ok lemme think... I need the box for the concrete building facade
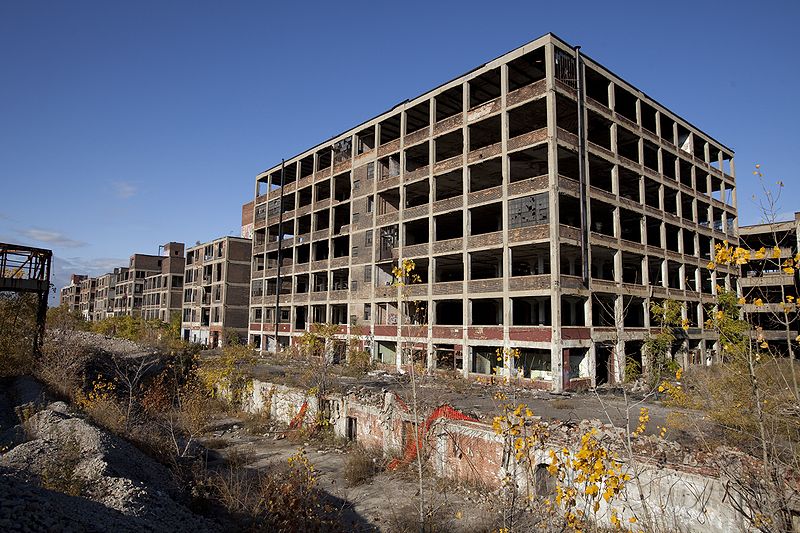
[92,272,116,322]
[78,277,97,321]
[141,242,185,322]
[738,213,800,354]
[182,236,252,347]
[247,33,739,391]
[59,274,87,313]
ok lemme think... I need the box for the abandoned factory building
[247,33,738,391]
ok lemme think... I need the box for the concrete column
[461,80,470,378]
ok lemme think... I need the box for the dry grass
[343,446,381,487]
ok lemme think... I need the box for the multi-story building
[78,277,97,321]
[142,242,185,322]
[92,272,116,321]
[738,213,800,354]
[59,274,87,312]
[182,236,251,347]
[111,267,131,316]
[242,201,254,240]
[247,33,738,391]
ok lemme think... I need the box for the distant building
[141,242,185,322]
[738,213,800,354]
[78,277,97,321]
[241,201,254,239]
[59,274,87,312]
[93,271,117,321]
[182,236,251,347]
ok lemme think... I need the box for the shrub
[344,446,379,487]
[39,436,87,497]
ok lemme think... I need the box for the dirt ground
[200,416,506,532]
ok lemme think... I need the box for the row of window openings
[182,307,222,326]
[251,249,723,295]
[249,296,711,329]
[186,242,226,265]
[185,265,225,284]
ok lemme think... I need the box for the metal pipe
[273,159,285,350]
[575,46,590,287]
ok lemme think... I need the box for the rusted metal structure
[0,243,52,353]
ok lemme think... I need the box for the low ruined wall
[242,379,748,532]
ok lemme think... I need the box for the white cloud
[18,228,86,248]
[113,181,137,199]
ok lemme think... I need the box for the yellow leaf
[754,298,763,307]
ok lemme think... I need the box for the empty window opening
[507,48,546,91]
[561,296,586,326]
[681,194,694,223]
[257,178,269,197]
[640,102,657,134]
[677,125,691,154]
[666,260,682,289]
[680,159,694,189]
[406,101,430,135]
[647,256,663,287]
[508,98,547,137]
[642,140,658,172]
[662,152,677,180]
[298,186,313,208]
[316,148,332,172]
[470,203,502,235]
[618,167,640,202]
[333,137,352,165]
[660,115,675,145]
[312,272,328,292]
[592,293,616,327]
[665,224,680,253]
[331,269,349,291]
[297,214,312,236]
[299,155,314,179]
[512,297,551,326]
[379,154,401,180]
[434,169,463,200]
[405,218,429,246]
[589,155,613,193]
[614,86,637,123]
[283,162,298,186]
[376,340,397,365]
[617,128,640,163]
[469,68,501,108]
[435,130,463,162]
[644,178,661,209]
[375,262,394,287]
[470,249,503,280]
[472,298,502,325]
[589,200,614,236]
[332,235,349,258]
[692,135,706,160]
[509,146,548,183]
[511,244,550,276]
[434,344,462,371]
[622,297,645,327]
[619,209,642,243]
[405,142,429,173]
[435,212,463,241]
[405,179,430,208]
[295,244,310,264]
[558,147,579,181]
[377,187,400,216]
[379,115,401,145]
[295,274,309,294]
[435,86,462,122]
[591,246,615,281]
[356,126,375,154]
[435,254,464,282]
[663,187,678,215]
[312,304,326,323]
[469,115,502,151]
[435,300,463,325]
[312,240,329,261]
[333,172,351,202]
[559,194,581,228]
[315,179,331,202]
[314,209,330,231]
[560,244,581,276]
[469,157,502,192]
[472,345,502,375]
[621,252,643,284]
[378,225,399,260]
[556,93,578,135]
[585,67,609,106]
[333,204,350,233]
[646,217,661,247]
[331,304,348,325]
[587,111,612,150]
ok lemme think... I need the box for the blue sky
[1,1,798,302]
